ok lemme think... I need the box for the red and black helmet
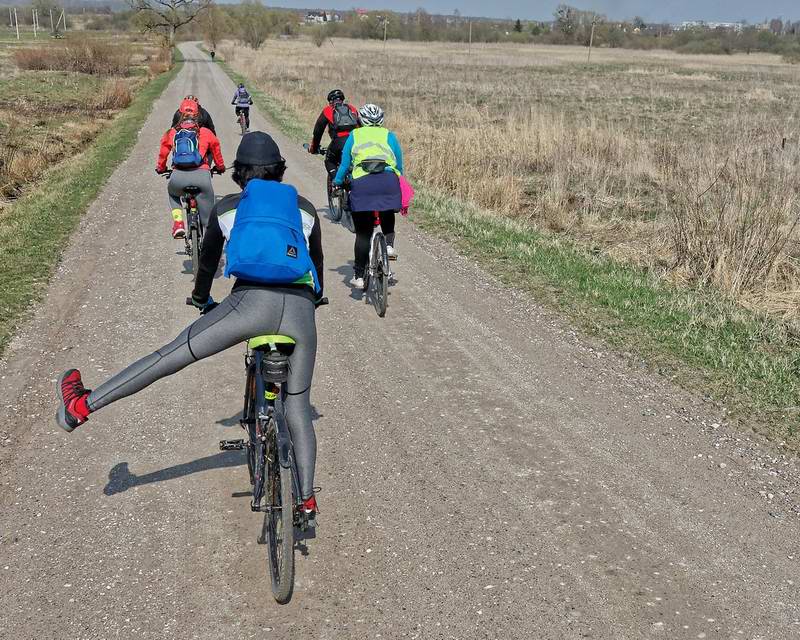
[327,89,345,104]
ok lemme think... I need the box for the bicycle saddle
[248,334,296,356]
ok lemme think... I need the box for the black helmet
[327,89,345,103]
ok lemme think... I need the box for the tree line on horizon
[3,0,800,61]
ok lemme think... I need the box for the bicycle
[163,168,223,281]
[207,297,328,603]
[303,144,345,222]
[362,211,391,318]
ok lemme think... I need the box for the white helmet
[359,103,384,127]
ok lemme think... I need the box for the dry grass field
[0,32,165,204]
[223,39,800,321]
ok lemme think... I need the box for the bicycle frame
[247,349,302,514]
[183,194,202,249]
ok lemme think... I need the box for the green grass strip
[216,52,799,444]
[412,189,800,443]
[0,52,183,356]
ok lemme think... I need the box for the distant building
[674,20,746,32]
[304,11,342,24]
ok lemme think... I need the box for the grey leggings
[87,288,318,498]
[167,168,215,227]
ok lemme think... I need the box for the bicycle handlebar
[186,295,329,312]
[303,143,327,155]
[161,167,224,179]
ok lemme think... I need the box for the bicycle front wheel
[370,232,389,318]
[266,426,295,604]
[327,179,343,222]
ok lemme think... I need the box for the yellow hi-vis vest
[350,126,398,180]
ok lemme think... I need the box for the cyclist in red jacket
[156,100,225,239]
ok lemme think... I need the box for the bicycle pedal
[219,439,245,451]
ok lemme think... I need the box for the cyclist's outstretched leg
[56,289,315,427]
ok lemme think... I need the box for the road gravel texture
[0,44,798,640]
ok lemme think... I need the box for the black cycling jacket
[192,191,324,304]
[171,106,216,134]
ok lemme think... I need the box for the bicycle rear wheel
[265,425,295,603]
[370,232,389,317]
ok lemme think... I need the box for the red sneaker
[299,495,318,515]
[56,369,91,433]
[172,220,186,239]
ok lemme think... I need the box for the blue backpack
[172,128,202,169]
[225,180,320,293]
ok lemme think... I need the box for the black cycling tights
[352,210,395,277]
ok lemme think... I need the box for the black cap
[235,132,284,165]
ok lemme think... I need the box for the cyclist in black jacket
[307,89,360,177]
[170,95,216,134]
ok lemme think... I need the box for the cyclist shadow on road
[316,206,339,224]
[333,263,365,302]
[180,255,226,279]
[103,453,243,496]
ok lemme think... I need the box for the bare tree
[128,0,212,46]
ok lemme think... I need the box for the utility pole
[50,9,54,35]
[32,9,37,37]
[8,7,12,29]
[468,19,472,54]
[14,8,19,40]
[383,19,388,51]
[587,19,596,62]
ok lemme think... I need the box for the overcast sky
[266,1,799,22]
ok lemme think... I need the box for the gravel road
[0,43,798,640]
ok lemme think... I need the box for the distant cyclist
[57,132,325,517]
[334,103,403,288]
[156,99,225,239]
[231,83,254,131]
[307,89,360,179]
[210,50,216,61]
[170,94,216,134]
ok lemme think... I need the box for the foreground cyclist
[307,89,360,178]
[156,100,225,239]
[231,82,254,131]
[57,132,324,516]
[170,94,216,134]
[334,104,404,288]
